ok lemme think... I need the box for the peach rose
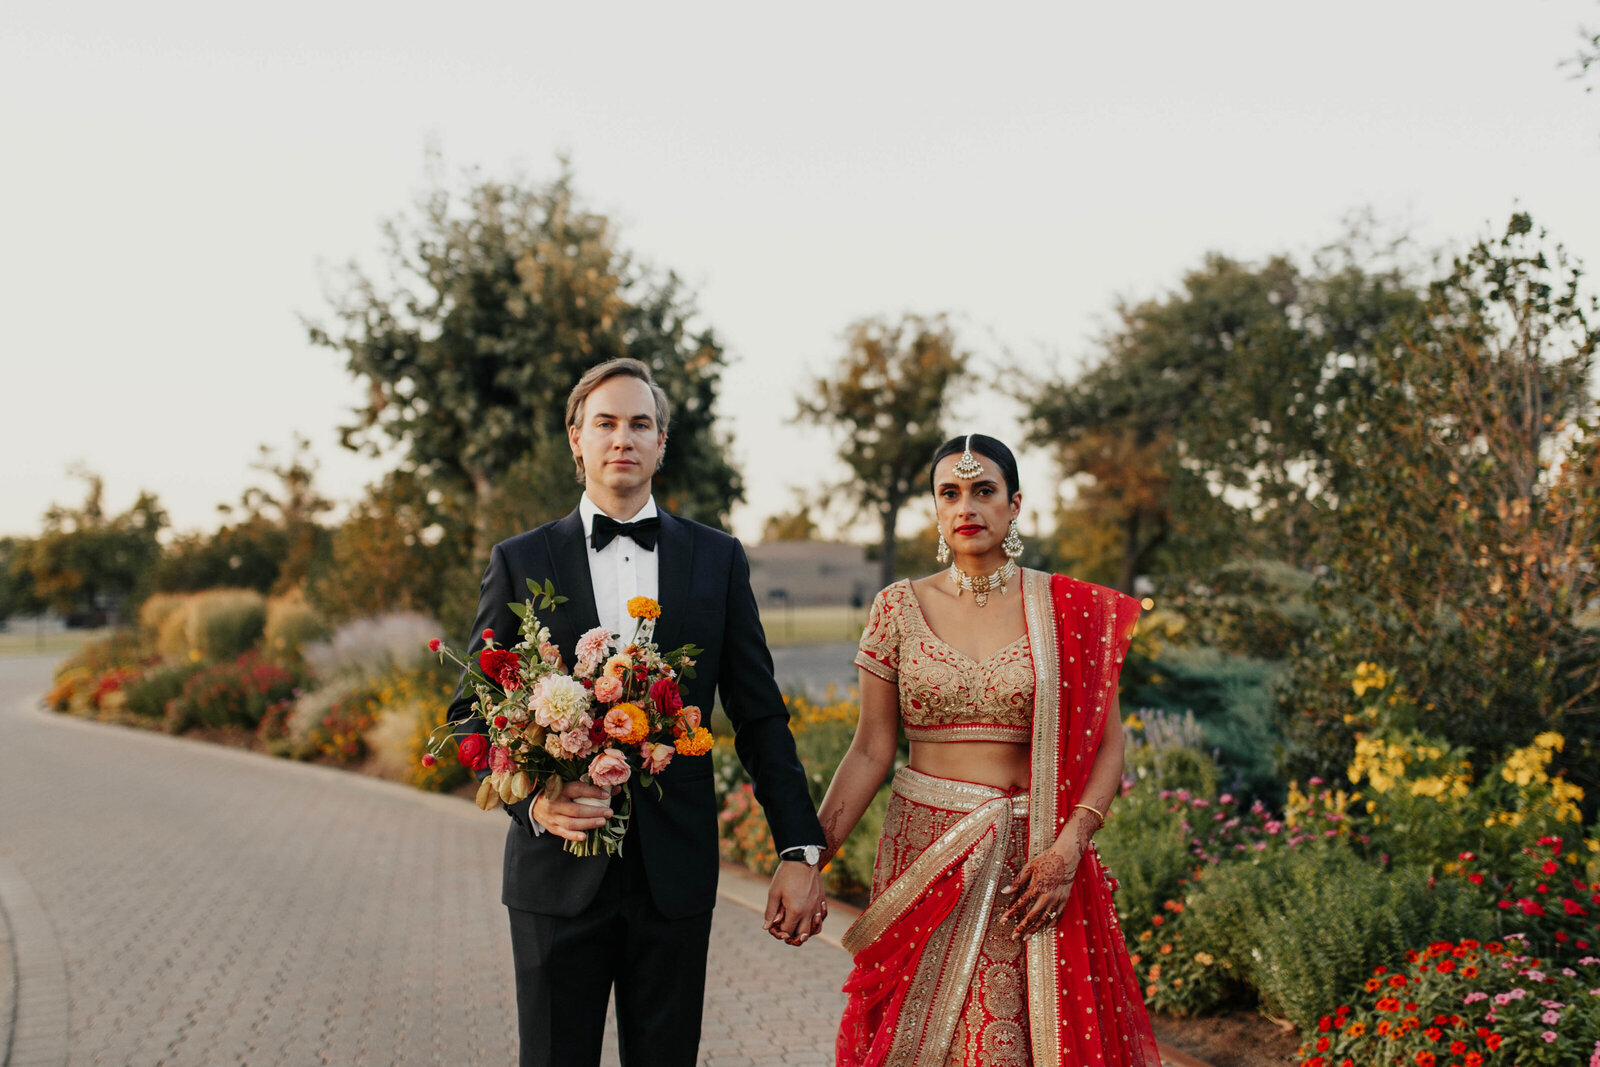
[673,704,703,738]
[641,742,674,775]
[589,748,632,788]
[603,654,633,679]
[592,675,624,704]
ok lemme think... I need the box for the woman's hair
[929,434,1020,498]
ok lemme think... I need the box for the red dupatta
[1025,573,1158,1065]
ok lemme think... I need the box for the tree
[796,314,969,588]
[308,161,742,567]
[19,469,166,624]
[1283,214,1600,787]
[1021,247,1418,594]
[306,470,476,637]
[151,437,333,595]
[0,537,45,622]
[762,503,820,542]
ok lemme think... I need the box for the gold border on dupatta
[1021,568,1064,1064]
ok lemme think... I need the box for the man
[446,358,828,1067]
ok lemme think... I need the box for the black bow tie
[590,514,660,552]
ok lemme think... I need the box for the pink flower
[558,730,594,758]
[589,748,631,788]
[539,642,562,668]
[592,675,624,704]
[1542,1009,1561,1024]
[604,706,641,741]
[576,626,611,663]
[641,742,674,775]
[1542,1031,1557,1043]
[489,745,516,775]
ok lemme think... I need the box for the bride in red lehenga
[816,434,1159,1067]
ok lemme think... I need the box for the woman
[820,434,1159,1067]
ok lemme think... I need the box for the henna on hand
[1003,850,1075,932]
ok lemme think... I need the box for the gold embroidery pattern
[846,770,1037,1066]
[1022,569,1063,1064]
[855,580,1036,743]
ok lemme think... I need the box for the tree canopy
[309,162,741,564]
[796,314,969,588]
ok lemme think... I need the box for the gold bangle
[1072,802,1106,828]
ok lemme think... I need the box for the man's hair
[565,358,672,482]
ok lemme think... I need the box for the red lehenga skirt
[836,768,1159,1067]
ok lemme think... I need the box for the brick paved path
[0,655,848,1067]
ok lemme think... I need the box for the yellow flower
[627,596,661,620]
[1534,731,1565,752]
[1124,713,1145,731]
[674,726,714,757]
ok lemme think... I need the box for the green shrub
[137,593,189,642]
[187,589,266,660]
[1122,646,1284,803]
[262,591,329,663]
[165,652,297,732]
[1179,846,1493,1029]
[155,598,195,660]
[122,663,204,719]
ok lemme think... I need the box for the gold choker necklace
[948,560,1017,607]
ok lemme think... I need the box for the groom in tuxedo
[447,358,828,1067]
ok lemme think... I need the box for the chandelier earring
[936,530,951,564]
[1002,519,1024,560]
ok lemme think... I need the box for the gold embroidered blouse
[854,578,1034,744]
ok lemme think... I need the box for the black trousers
[507,840,714,1067]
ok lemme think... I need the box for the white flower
[531,674,593,732]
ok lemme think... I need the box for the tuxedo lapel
[544,509,602,657]
[654,511,694,654]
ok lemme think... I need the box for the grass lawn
[758,604,867,647]
[0,625,113,658]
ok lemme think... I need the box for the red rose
[493,715,508,729]
[457,733,490,771]
[650,676,683,716]
[428,638,442,652]
[479,649,523,690]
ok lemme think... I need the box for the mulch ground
[1152,1011,1303,1066]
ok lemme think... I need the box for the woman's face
[932,451,1021,561]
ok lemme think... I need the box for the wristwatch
[780,845,823,867]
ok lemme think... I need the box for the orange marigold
[674,726,714,756]
[604,702,650,746]
[627,596,661,620]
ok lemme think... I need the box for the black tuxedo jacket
[446,507,824,920]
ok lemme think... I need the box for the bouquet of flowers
[424,580,711,856]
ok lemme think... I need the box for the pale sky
[3,2,1597,546]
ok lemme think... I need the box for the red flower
[482,628,495,641]
[1542,860,1559,875]
[1388,974,1408,988]
[649,676,683,716]
[1562,898,1587,916]
[1519,898,1547,917]
[493,715,508,729]
[1435,959,1455,974]
[1423,1026,1442,1041]
[1467,872,1484,885]
[1318,1017,1332,1032]
[1413,1053,1434,1067]
[457,733,489,770]
[428,638,442,652]
[1484,1034,1502,1051]
[421,753,437,767]
[1316,1035,1330,1051]
[1449,1041,1466,1055]
[478,649,523,690]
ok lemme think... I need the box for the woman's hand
[1000,814,1096,938]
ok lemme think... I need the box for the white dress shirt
[579,493,660,640]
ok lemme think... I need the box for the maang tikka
[952,434,985,480]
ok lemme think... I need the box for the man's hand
[764,861,826,946]
[530,779,615,842]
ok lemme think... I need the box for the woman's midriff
[908,740,1031,792]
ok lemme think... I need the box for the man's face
[568,375,665,496]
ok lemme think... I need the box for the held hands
[530,779,618,842]
[1000,813,1097,939]
[764,861,827,947]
